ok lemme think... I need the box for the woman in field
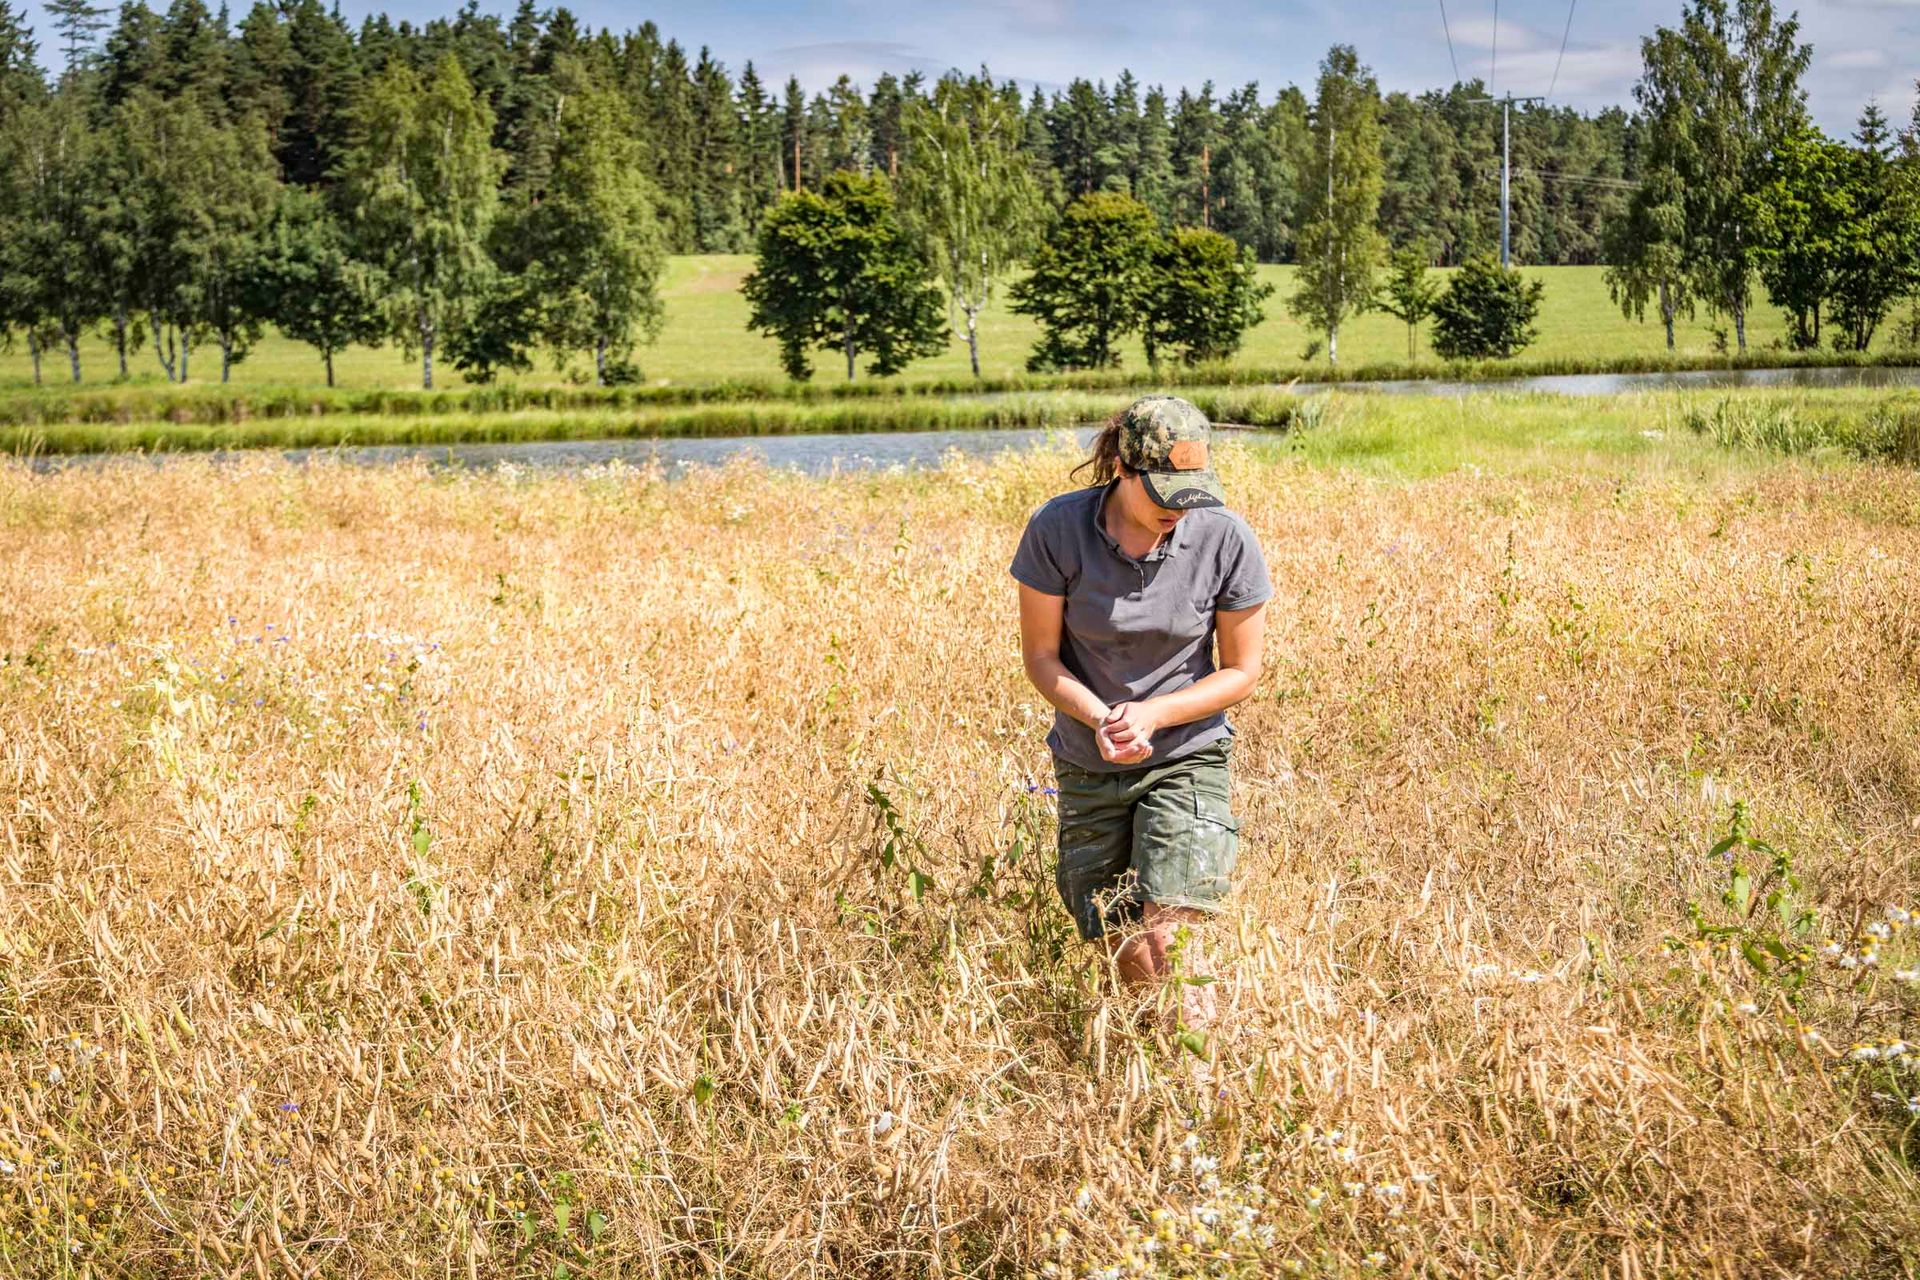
[1011,394,1270,1035]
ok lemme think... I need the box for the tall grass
[2,346,1913,430]
[1683,393,1920,463]
[2,389,1322,456]
[1,433,1918,1275]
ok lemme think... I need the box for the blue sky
[22,0,1920,134]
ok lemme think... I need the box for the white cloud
[753,39,939,90]
[1827,48,1893,69]
[1446,15,1552,54]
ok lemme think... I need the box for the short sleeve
[1009,508,1068,596]
[1216,520,1273,611]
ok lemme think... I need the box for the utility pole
[1200,144,1211,229]
[1465,93,1542,267]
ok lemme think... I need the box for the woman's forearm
[1142,666,1257,730]
[1023,653,1111,728]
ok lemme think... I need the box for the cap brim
[1141,468,1226,510]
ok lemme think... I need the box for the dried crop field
[2,397,1920,1278]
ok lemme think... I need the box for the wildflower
[1511,969,1546,984]
[1909,1096,1920,1115]
[1822,942,1844,957]
[1883,1041,1909,1058]
[1735,1001,1759,1016]
[1332,1144,1358,1163]
[1839,953,1860,970]
[0,1159,14,1176]
[1343,1181,1366,1198]
[1887,906,1912,927]
[1074,1184,1093,1212]
[1865,921,1892,941]
[1365,1252,1388,1268]
[1896,969,1920,984]
[1849,1043,1880,1062]
[1191,1155,1219,1176]
[46,1067,62,1086]
[871,1110,895,1137]
[1304,1186,1326,1210]
[1196,1206,1221,1228]
[1373,1182,1404,1200]
[1409,1171,1435,1186]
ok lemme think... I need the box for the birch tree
[520,68,667,384]
[1634,0,1810,353]
[1288,45,1383,365]
[343,54,501,389]
[897,71,1039,379]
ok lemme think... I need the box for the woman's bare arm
[1017,583,1112,729]
[1102,603,1266,749]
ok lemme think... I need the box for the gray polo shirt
[1010,481,1272,772]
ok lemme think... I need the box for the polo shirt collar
[1093,479,1188,561]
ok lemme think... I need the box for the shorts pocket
[1133,777,1238,913]
[1185,788,1239,904]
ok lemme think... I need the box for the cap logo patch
[1168,440,1208,471]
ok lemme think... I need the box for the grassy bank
[4,344,1917,431]
[2,418,1917,1275]
[5,257,1917,399]
[3,388,1311,454]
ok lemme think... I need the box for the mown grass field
[7,258,1905,396]
[2,390,1918,1277]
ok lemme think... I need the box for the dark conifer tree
[735,60,781,228]
[230,1,292,146]
[1169,83,1220,229]
[779,73,806,191]
[690,46,745,250]
[101,1,168,106]
[279,0,357,185]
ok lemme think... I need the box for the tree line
[0,0,1916,388]
[1606,0,1920,354]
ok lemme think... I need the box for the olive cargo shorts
[1051,740,1239,941]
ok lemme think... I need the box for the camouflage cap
[1116,394,1226,511]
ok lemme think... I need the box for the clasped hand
[1096,700,1158,765]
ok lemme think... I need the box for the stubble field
[2,393,1919,1278]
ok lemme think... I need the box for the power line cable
[1437,0,1462,85]
[1546,0,1579,100]
[1513,166,1638,189]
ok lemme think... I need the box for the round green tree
[1009,192,1159,372]
[1141,227,1273,367]
[743,170,947,381]
[1430,255,1546,360]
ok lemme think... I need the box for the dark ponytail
[1072,410,1133,487]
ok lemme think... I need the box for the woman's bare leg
[1106,902,1217,1031]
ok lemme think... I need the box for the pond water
[274,426,1106,477]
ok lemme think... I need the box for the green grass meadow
[4,258,1886,395]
